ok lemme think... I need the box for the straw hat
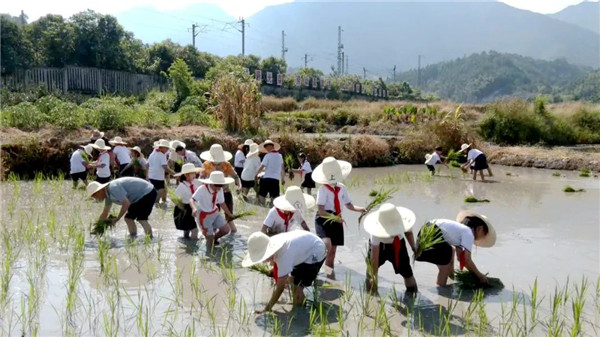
[91,129,104,139]
[246,143,260,158]
[153,139,173,150]
[242,232,286,267]
[200,144,233,163]
[273,186,316,212]
[131,146,144,157]
[312,157,352,185]
[364,203,416,238]
[425,153,432,162]
[79,144,93,155]
[238,139,254,150]
[91,139,111,151]
[86,181,109,198]
[199,171,235,185]
[259,139,281,153]
[174,163,203,177]
[108,136,127,146]
[170,140,186,150]
[456,210,496,247]
[457,143,472,153]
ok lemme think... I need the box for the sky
[3,0,599,21]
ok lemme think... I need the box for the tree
[178,46,219,78]
[168,58,194,110]
[260,56,287,76]
[147,40,182,76]
[26,14,74,67]
[0,15,34,74]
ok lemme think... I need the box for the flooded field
[0,165,598,336]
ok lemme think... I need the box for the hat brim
[241,236,285,267]
[108,140,127,146]
[87,182,109,198]
[456,210,496,247]
[259,142,281,153]
[246,149,260,158]
[363,206,416,238]
[170,140,186,149]
[173,167,203,177]
[311,160,352,184]
[91,144,111,151]
[457,143,472,153]
[92,131,105,139]
[199,176,235,185]
[273,193,316,212]
[200,151,233,163]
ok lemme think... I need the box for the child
[459,144,493,181]
[241,143,261,199]
[127,146,148,179]
[364,203,418,293]
[109,136,133,177]
[200,144,242,233]
[424,146,449,176]
[297,153,315,195]
[242,231,326,313]
[415,210,496,286]
[312,157,367,272]
[148,139,175,205]
[190,171,235,247]
[91,139,112,184]
[255,140,285,206]
[173,163,203,240]
[235,139,254,177]
[261,186,314,235]
[70,144,93,188]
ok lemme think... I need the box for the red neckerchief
[459,248,466,270]
[275,208,292,232]
[273,262,279,283]
[269,150,279,153]
[393,236,402,269]
[198,184,218,232]
[206,184,217,208]
[188,181,195,194]
[323,184,341,215]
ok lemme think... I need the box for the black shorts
[301,172,316,189]
[315,212,344,246]
[368,238,413,278]
[235,167,243,178]
[472,154,489,171]
[71,171,87,182]
[291,259,326,287]
[119,164,133,177]
[149,179,165,190]
[173,162,182,174]
[96,176,111,184]
[258,178,280,199]
[224,191,234,213]
[415,225,453,265]
[125,189,157,221]
[426,164,435,173]
[241,178,255,188]
[174,203,197,231]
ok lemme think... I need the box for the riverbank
[1,126,599,179]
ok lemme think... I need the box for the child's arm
[405,230,417,253]
[256,275,288,314]
[189,198,198,217]
[219,202,234,220]
[300,221,310,231]
[345,202,366,213]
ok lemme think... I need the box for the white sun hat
[170,140,186,150]
[153,139,174,150]
[80,144,94,156]
[363,203,416,239]
[259,139,281,153]
[242,232,286,267]
[91,129,104,139]
[246,143,260,158]
[86,181,109,198]
[311,156,352,185]
[200,144,233,163]
[457,143,472,153]
[238,139,254,150]
[199,171,235,185]
[91,139,111,151]
[273,186,316,212]
[425,153,432,162]
[456,210,496,247]
[173,163,203,177]
[108,136,127,146]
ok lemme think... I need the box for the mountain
[562,69,600,102]
[396,51,592,102]
[549,1,600,34]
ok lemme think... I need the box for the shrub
[81,98,132,131]
[36,95,65,115]
[0,102,46,130]
[48,102,84,130]
[144,90,175,112]
[134,105,171,128]
[179,95,207,111]
[178,105,218,127]
[479,99,541,145]
[210,73,261,133]
[261,96,299,112]
[570,108,600,143]
[329,109,358,127]
[169,58,195,110]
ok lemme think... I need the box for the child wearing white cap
[70,144,93,188]
[261,186,314,235]
[173,163,203,240]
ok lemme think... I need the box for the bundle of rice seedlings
[414,222,445,262]
[464,196,490,203]
[168,189,185,209]
[454,270,504,290]
[91,215,117,236]
[249,262,273,277]
[284,154,295,179]
[230,210,256,221]
[579,168,591,177]
[358,187,398,224]
[563,186,585,193]
[321,213,343,225]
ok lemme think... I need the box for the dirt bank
[486,145,600,172]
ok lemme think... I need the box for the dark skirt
[315,211,344,246]
[235,166,244,178]
[119,163,134,177]
[472,154,489,171]
[241,178,255,188]
[415,225,453,266]
[301,172,316,188]
[174,203,197,231]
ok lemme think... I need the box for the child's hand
[192,209,198,217]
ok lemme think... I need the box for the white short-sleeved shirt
[191,184,225,212]
[148,150,168,181]
[425,152,441,165]
[112,145,131,165]
[263,207,305,234]
[370,235,406,246]
[234,150,246,168]
[135,157,148,169]
[241,156,261,181]
[316,183,352,213]
[261,152,284,180]
[301,160,312,173]
[467,149,483,162]
[70,149,87,174]
[96,152,111,178]
[174,179,202,205]
[433,219,475,252]
[273,231,327,278]
[184,150,202,167]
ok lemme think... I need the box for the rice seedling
[454,270,504,290]
[547,285,567,337]
[230,210,256,221]
[168,189,185,210]
[414,222,445,262]
[570,277,587,337]
[91,214,118,236]
[464,196,490,203]
[357,187,398,224]
[563,186,585,192]
[579,167,591,177]
[321,213,343,226]
[249,262,272,277]
[284,154,295,180]
[552,172,561,177]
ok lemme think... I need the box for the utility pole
[346,54,349,74]
[393,65,396,82]
[337,26,344,76]
[305,54,308,67]
[341,52,345,75]
[363,67,367,80]
[417,54,422,87]
[240,18,246,55]
[190,24,199,49]
[281,30,288,61]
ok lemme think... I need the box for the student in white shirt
[173,163,203,240]
[297,153,315,195]
[70,144,93,188]
[91,139,112,184]
[109,137,133,177]
[235,139,254,177]
[262,186,314,235]
[459,143,493,181]
[242,231,327,313]
[190,171,235,247]
[122,146,148,179]
[424,146,449,176]
[415,210,496,286]
[148,139,176,204]
[364,203,418,293]
[241,143,262,199]
[255,140,285,206]
[312,157,366,272]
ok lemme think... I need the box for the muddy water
[0,165,598,336]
